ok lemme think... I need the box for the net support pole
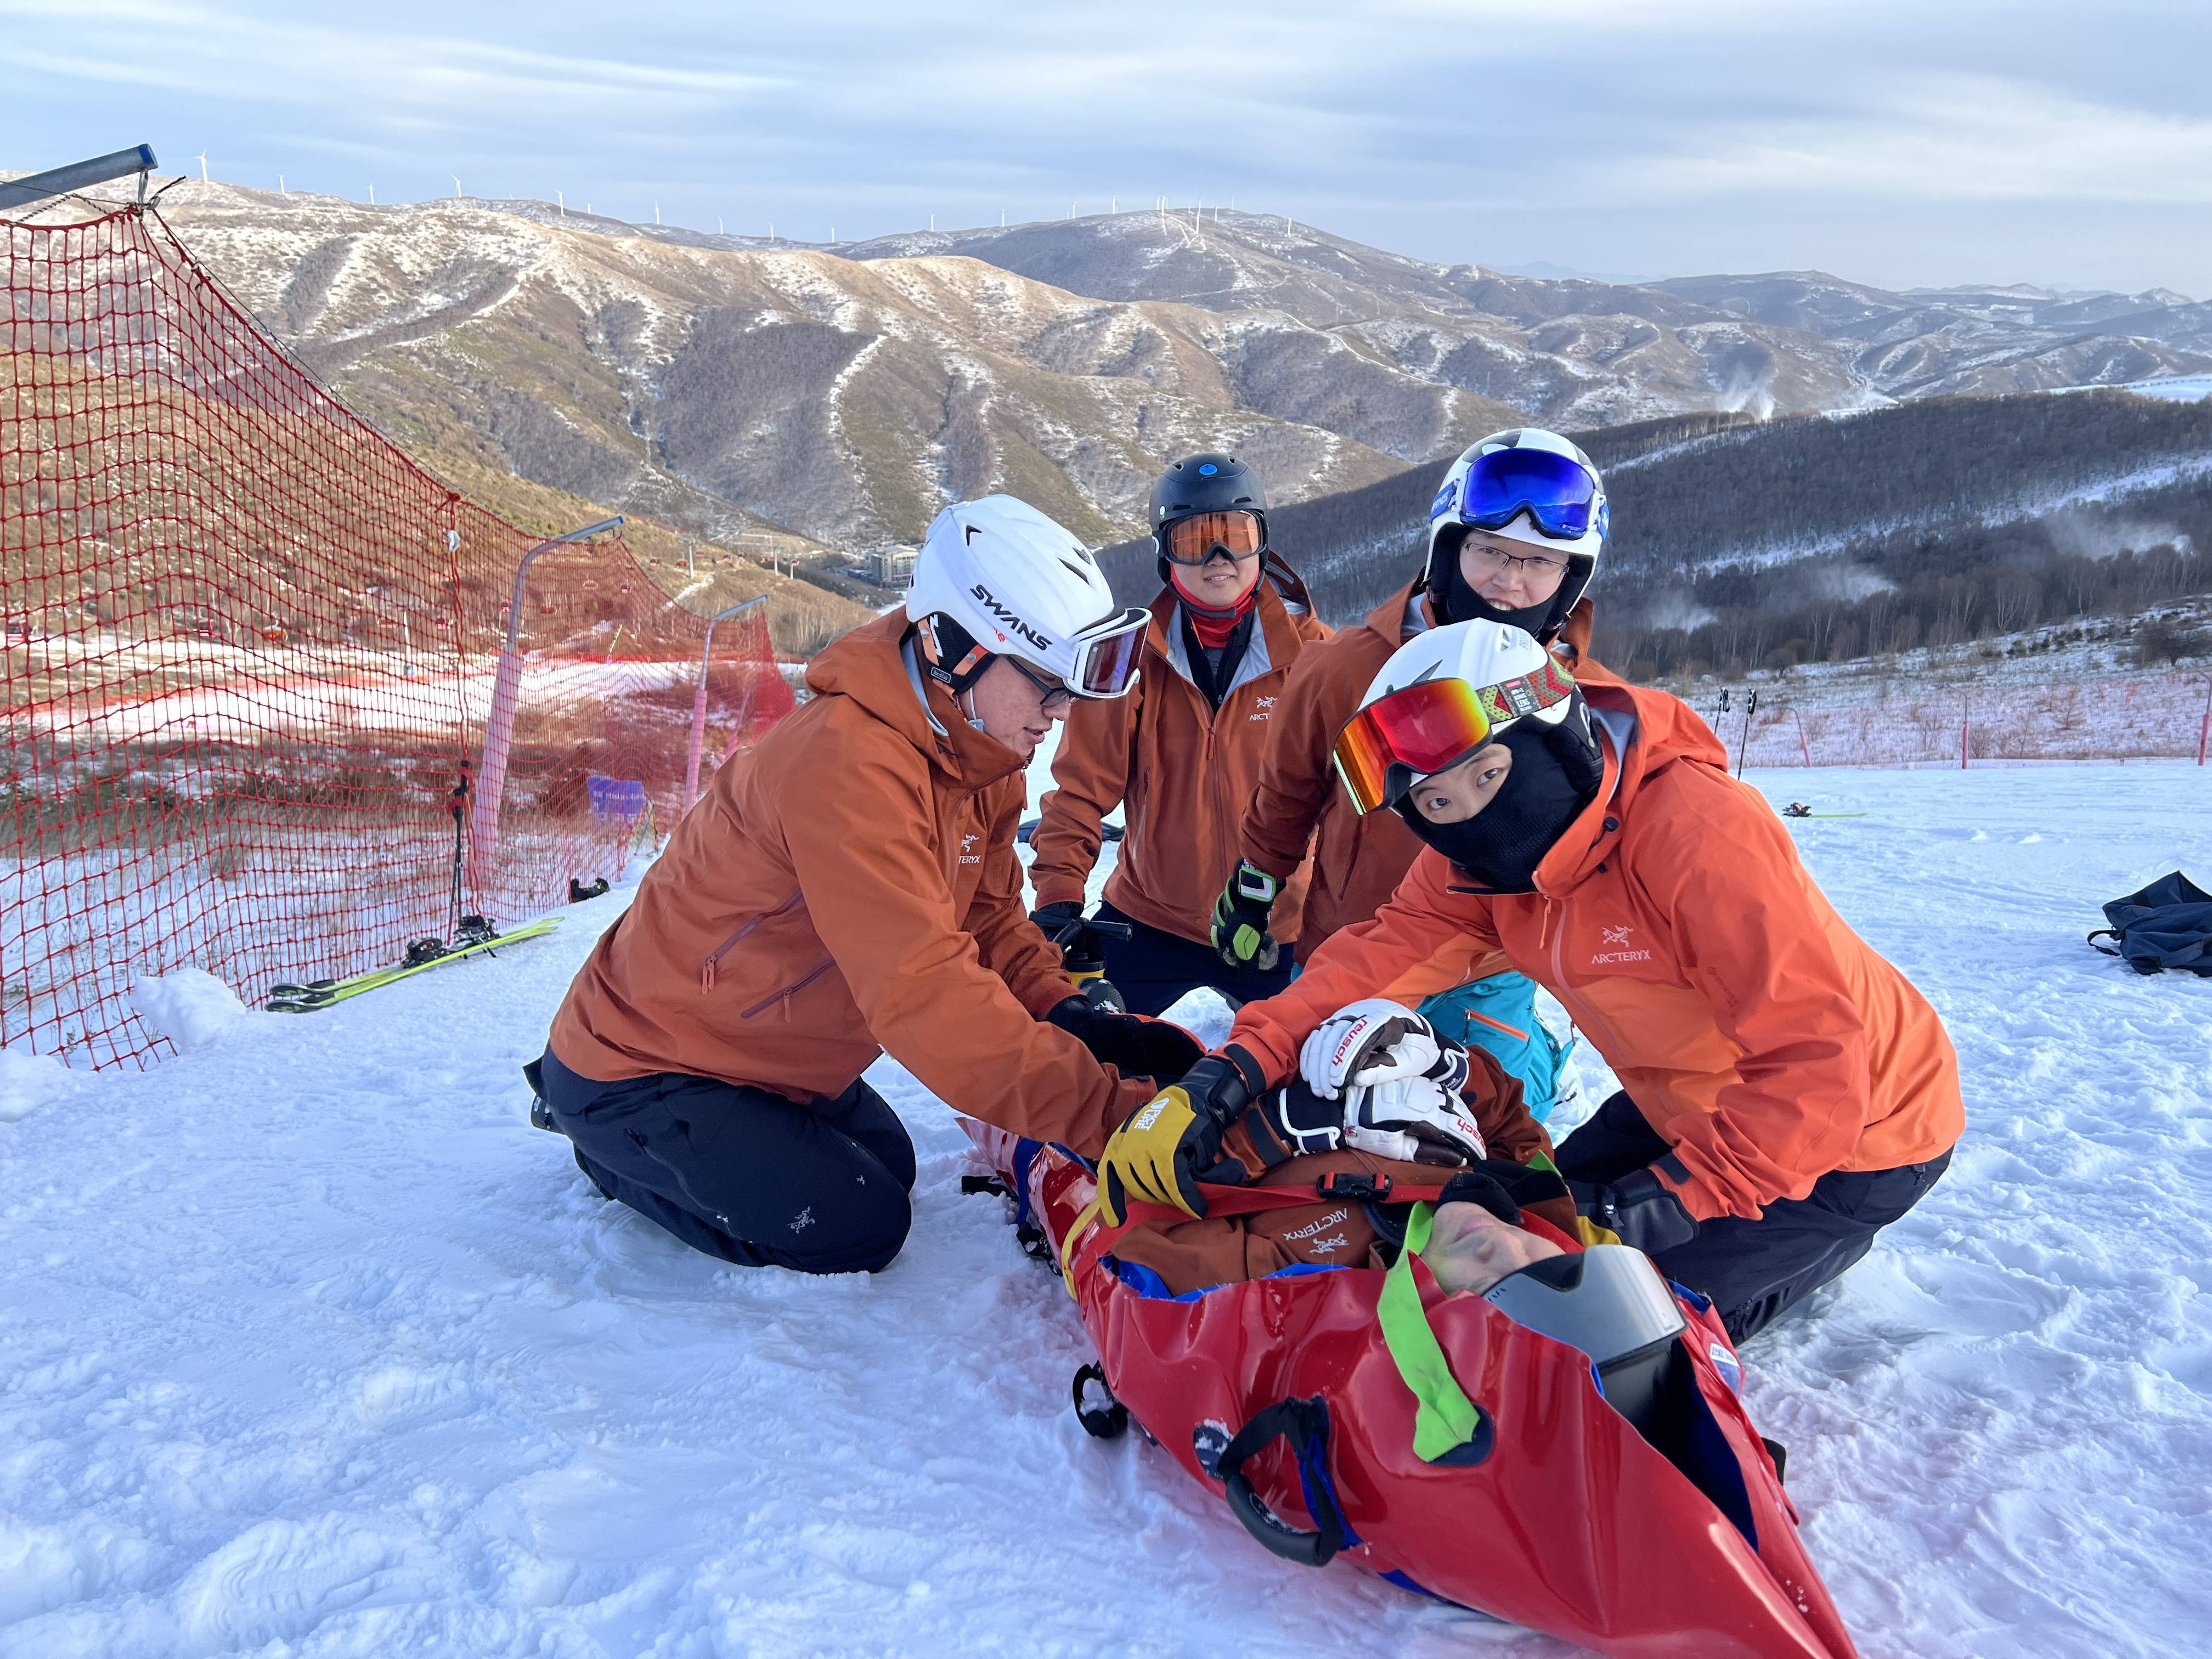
[684,596,769,812]
[470,517,624,866]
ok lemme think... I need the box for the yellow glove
[1094,1048,1266,1227]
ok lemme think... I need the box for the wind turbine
[194,152,208,183]
[453,176,462,199]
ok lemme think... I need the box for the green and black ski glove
[1211,859,1283,972]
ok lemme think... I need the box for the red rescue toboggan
[962,1120,1859,1659]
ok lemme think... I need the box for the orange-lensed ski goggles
[1163,510,1263,564]
[1331,659,1577,814]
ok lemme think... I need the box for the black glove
[1046,996,1204,1084]
[1567,1167,1699,1254]
[1210,860,1283,972]
[1030,900,1088,948]
[1436,1158,1572,1225]
[1237,1076,1348,1166]
[1095,1046,1268,1225]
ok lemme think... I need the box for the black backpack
[2089,872,2212,977]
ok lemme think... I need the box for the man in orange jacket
[1218,430,1615,1119]
[534,496,1197,1274]
[1028,454,1329,1015]
[1098,620,1962,1341]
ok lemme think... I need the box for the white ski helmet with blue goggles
[907,494,1149,703]
[1424,429,1607,642]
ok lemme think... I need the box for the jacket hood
[803,611,1028,792]
[1531,681,1730,895]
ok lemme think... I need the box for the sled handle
[1216,1396,1348,1568]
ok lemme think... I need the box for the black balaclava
[1396,701,1605,894]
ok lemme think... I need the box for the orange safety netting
[2,205,792,1068]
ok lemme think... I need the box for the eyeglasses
[1163,511,1263,565]
[1331,660,1577,815]
[1005,655,1076,711]
[1463,539,1570,579]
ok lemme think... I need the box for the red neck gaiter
[1172,571,1260,648]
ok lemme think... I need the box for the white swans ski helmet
[1425,428,1607,641]
[1333,620,1582,814]
[906,494,1149,700]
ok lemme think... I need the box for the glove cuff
[1232,859,1282,905]
[1219,1042,1269,1103]
[1044,994,1093,1034]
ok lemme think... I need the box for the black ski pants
[1555,1090,1951,1345]
[1093,901,1298,1017]
[535,1048,916,1274]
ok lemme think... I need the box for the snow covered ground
[3,762,2210,1657]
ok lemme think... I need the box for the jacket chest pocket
[700,890,835,1018]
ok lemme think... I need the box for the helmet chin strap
[955,684,989,736]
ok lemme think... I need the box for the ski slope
[3,764,2209,1658]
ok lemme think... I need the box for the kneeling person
[1101,620,1963,1340]
[534,496,1198,1276]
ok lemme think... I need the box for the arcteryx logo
[1592,923,1652,966]
[969,583,1052,652]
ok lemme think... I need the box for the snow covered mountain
[128,188,2210,556]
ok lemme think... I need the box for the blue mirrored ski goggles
[1459,447,1602,541]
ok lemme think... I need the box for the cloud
[3,0,2207,290]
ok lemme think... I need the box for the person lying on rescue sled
[1104,997,1583,1296]
[1028,454,1328,1014]
[1097,620,1963,1342]
[532,496,1201,1275]
[1218,429,1617,1120]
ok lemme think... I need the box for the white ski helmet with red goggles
[1334,620,1583,815]
[906,494,1149,700]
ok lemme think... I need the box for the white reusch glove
[1341,1074,1488,1167]
[1299,999,1470,1101]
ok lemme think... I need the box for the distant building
[861,545,918,588]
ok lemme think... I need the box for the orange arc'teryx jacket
[1028,567,1330,945]
[1227,680,1963,1223]
[549,611,1161,1158]
[1241,578,1613,954]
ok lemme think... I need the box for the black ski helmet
[1150,453,1268,586]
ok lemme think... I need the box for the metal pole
[470,516,624,866]
[684,597,769,811]
[1735,690,1757,779]
[2198,673,2211,766]
[0,145,157,211]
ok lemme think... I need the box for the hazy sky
[6,0,2207,295]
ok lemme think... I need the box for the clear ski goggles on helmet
[1459,447,1602,542]
[1058,607,1150,699]
[1332,659,1577,814]
[1162,510,1263,565]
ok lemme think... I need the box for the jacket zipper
[699,889,804,992]
[737,958,834,1019]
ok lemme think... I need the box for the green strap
[1374,1203,1485,1462]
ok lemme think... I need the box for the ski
[264,916,564,1013]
